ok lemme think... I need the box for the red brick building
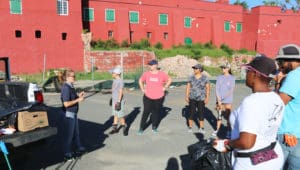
[0,0,83,73]
[1,0,300,73]
[83,0,300,57]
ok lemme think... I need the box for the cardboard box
[18,111,49,132]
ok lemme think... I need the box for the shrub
[154,42,163,49]
[104,39,119,49]
[237,48,248,54]
[140,39,151,48]
[130,42,142,49]
[204,41,215,49]
[121,39,130,48]
[191,49,202,59]
[220,43,234,56]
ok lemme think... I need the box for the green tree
[263,0,280,6]
[233,0,249,9]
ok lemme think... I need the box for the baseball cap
[275,44,300,60]
[220,62,231,68]
[243,54,277,78]
[109,67,122,74]
[192,64,203,70]
[148,59,158,65]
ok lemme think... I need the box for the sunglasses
[244,66,270,78]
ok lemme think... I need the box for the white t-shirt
[230,92,284,170]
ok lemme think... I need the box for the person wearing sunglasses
[61,69,86,161]
[275,44,300,170]
[212,62,235,138]
[214,55,285,169]
[185,63,210,134]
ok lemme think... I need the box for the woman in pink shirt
[138,59,172,134]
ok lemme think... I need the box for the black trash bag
[188,139,232,170]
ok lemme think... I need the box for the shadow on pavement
[142,106,172,131]
[7,106,111,170]
[165,157,179,170]
[181,105,216,130]
[125,107,141,135]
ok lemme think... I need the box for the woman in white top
[214,55,285,170]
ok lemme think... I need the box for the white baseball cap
[109,67,122,74]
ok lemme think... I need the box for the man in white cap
[109,66,128,136]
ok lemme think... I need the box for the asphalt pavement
[10,80,251,170]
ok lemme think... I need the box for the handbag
[235,142,277,165]
[250,149,278,165]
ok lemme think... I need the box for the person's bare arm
[185,83,191,103]
[139,78,145,93]
[163,77,172,91]
[279,92,292,105]
[229,132,257,150]
[63,92,85,108]
[204,83,210,104]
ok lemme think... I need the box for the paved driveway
[10,83,251,170]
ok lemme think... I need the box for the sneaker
[75,147,86,155]
[199,128,206,134]
[123,125,129,136]
[138,130,143,135]
[109,125,118,134]
[212,130,218,137]
[64,155,74,162]
[188,128,193,133]
[152,129,158,134]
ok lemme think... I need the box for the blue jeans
[278,134,300,170]
[63,114,83,156]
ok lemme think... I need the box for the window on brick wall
[163,32,168,40]
[35,30,41,38]
[147,32,152,39]
[129,11,139,24]
[83,8,94,21]
[15,30,22,38]
[108,30,113,38]
[184,17,192,28]
[105,9,115,22]
[236,22,242,32]
[57,0,68,16]
[62,32,67,40]
[10,0,22,14]
[159,13,168,25]
[224,21,230,32]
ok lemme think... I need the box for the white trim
[159,13,168,25]
[129,11,139,24]
[105,8,115,22]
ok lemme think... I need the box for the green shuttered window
[224,21,230,32]
[10,0,22,14]
[184,17,192,28]
[106,9,115,22]
[159,14,168,25]
[129,11,139,24]
[236,22,242,32]
[84,8,94,21]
